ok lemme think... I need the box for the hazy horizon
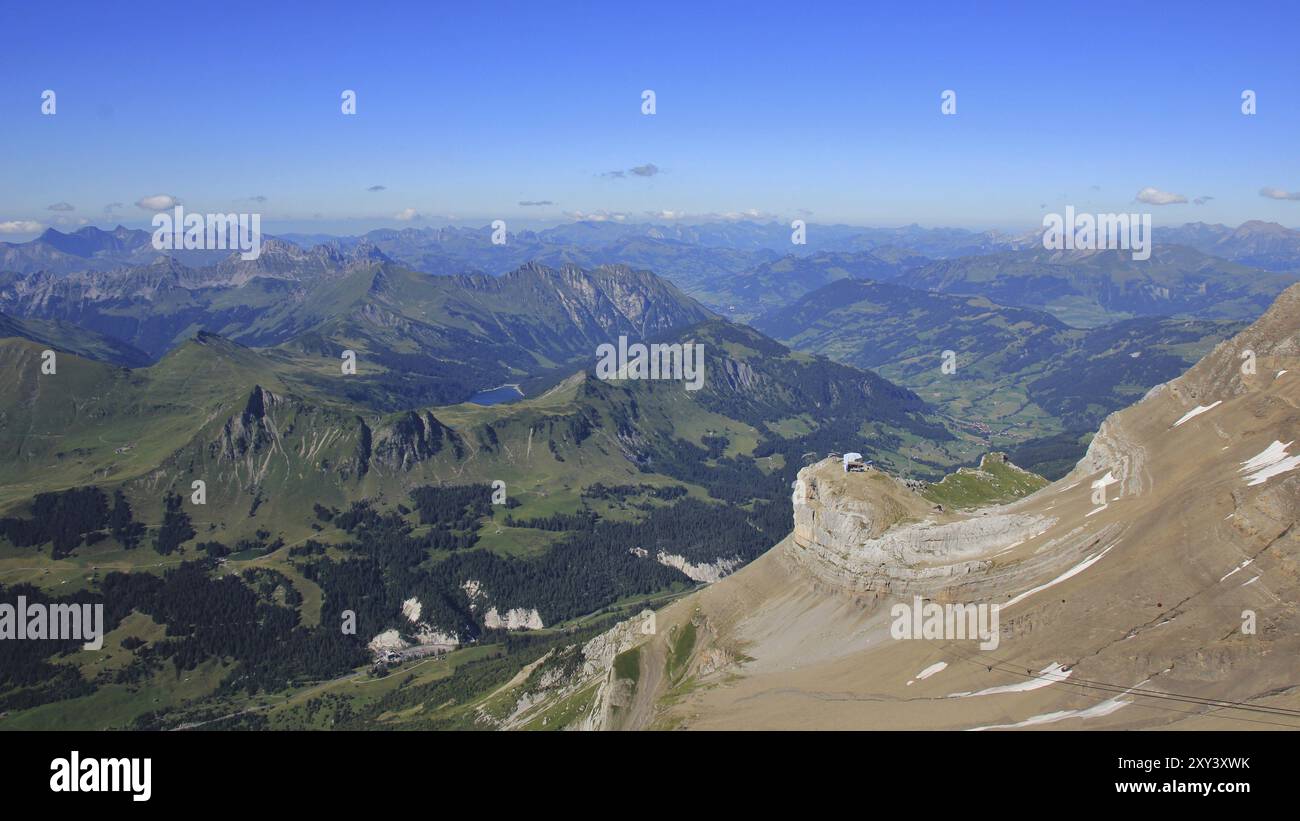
[3,0,1298,239]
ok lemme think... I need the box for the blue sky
[2,0,1299,238]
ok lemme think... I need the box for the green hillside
[922,452,1049,509]
[0,318,975,730]
[0,313,151,367]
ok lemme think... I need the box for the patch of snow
[1086,472,1118,511]
[1239,440,1300,486]
[1240,440,1292,472]
[1242,575,1261,587]
[1219,559,1253,583]
[1004,543,1117,609]
[1173,401,1222,428]
[913,661,947,683]
[969,692,1135,730]
[401,597,422,623]
[1091,471,1118,491]
[969,678,1151,730]
[949,662,1071,698]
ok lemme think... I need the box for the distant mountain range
[4,219,1293,455]
[0,225,236,274]
[0,250,714,408]
[0,311,151,367]
[7,220,1299,326]
[1157,220,1300,272]
[689,250,926,321]
[4,220,1291,455]
[902,243,1297,326]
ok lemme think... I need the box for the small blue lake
[467,384,525,406]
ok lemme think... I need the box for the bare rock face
[580,618,645,679]
[371,410,454,471]
[488,616,650,731]
[1073,415,1150,497]
[483,606,544,631]
[217,385,281,461]
[718,357,759,392]
[656,551,740,583]
[457,261,712,345]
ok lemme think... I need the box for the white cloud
[46,202,75,212]
[716,208,772,221]
[394,208,422,221]
[0,220,44,234]
[135,194,181,211]
[1135,187,1187,205]
[644,208,776,222]
[1259,186,1300,201]
[564,209,628,222]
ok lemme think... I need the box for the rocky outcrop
[371,410,454,471]
[217,385,281,461]
[656,552,741,583]
[531,614,649,731]
[787,460,1080,599]
[484,606,544,631]
[461,579,485,612]
[368,596,460,658]
[580,617,647,679]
